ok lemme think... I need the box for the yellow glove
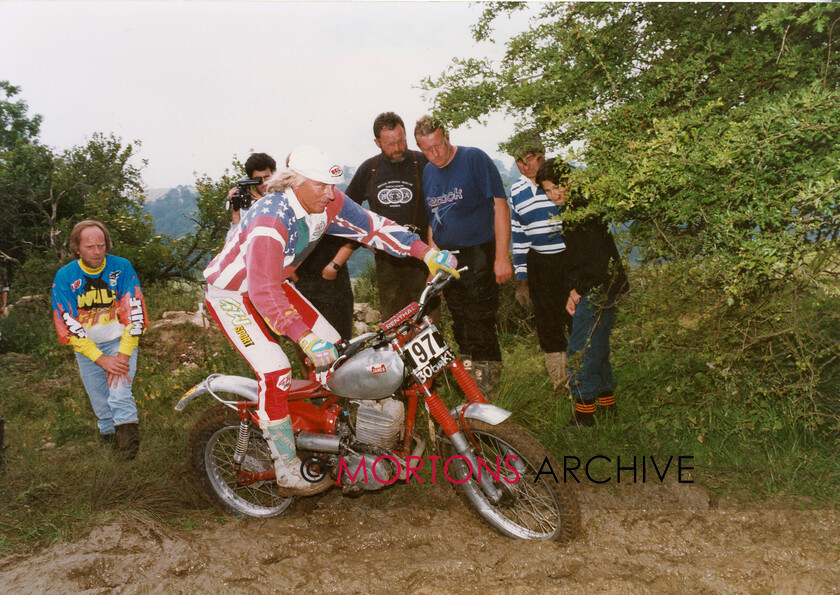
[423,249,460,279]
[298,332,339,368]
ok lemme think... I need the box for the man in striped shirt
[204,145,458,496]
[505,130,573,392]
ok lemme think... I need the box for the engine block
[355,397,404,450]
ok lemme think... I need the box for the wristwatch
[329,261,341,271]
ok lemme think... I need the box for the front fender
[175,374,259,411]
[450,403,512,426]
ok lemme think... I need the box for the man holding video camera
[227,152,277,232]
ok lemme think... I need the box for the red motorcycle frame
[179,271,580,541]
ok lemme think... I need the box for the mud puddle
[1,479,838,594]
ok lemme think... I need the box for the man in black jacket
[536,158,629,430]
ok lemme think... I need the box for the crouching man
[51,220,148,459]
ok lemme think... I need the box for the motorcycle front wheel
[188,403,295,518]
[444,420,581,542]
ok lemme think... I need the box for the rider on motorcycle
[203,145,459,496]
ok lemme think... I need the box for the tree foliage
[0,81,234,291]
[0,81,41,150]
[0,127,168,288]
[423,2,840,298]
[160,168,237,279]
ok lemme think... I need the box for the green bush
[141,279,205,320]
[0,298,55,355]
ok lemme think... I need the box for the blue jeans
[74,337,139,435]
[567,292,618,403]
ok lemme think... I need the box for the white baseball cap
[288,145,344,185]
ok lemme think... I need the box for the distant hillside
[144,186,199,237]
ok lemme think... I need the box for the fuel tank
[327,346,405,400]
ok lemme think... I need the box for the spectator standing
[226,152,277,235]
[536,158,629,430]
[51,220,148,457]
[291,234,354,340]
[346,112,438,321]
[414,116,512,400]
[505,130,573,392]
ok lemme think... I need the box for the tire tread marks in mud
[445,420,581,542]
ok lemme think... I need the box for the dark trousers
[527,249,573,353]
[441,241,501,362]
[294,268,354,340]
[375,253,437,321]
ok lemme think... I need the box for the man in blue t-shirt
[414,116,512,400]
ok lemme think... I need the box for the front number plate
[403,325,455,383]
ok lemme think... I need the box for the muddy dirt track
[1,478,838,594]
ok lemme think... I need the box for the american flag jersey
[204,187,427,341]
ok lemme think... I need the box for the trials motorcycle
[177,270,580,541]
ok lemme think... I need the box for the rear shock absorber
[233,418,251,469]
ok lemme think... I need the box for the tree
[0,81,41,151]
[0,131,172,289]
[0,82,235,288]
[159,168,237,279]
[423,2,840,298]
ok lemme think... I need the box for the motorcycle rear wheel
[444,420,580,542]
[188,403,295,518]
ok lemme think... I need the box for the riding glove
[298,332,339,368]
[424,249,460,278]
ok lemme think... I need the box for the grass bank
[1,267,838,555]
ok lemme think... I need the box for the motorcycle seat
[289,379,322,396]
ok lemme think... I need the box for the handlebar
[329,266,468,372]
[414,266,468,322]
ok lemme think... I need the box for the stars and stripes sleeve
[244,216,310,342]
[326,191,428,260]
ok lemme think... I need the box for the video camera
[229,176,262,211]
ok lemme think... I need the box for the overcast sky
[1,1,534,190]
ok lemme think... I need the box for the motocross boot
[472,360,503,402]
[260,416,331,497]
[114,422,139,460]
[544,352,569,393]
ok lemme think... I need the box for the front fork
[421,359,503,503]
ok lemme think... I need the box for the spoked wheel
[444,420,580,541]
[188,404,294,518]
